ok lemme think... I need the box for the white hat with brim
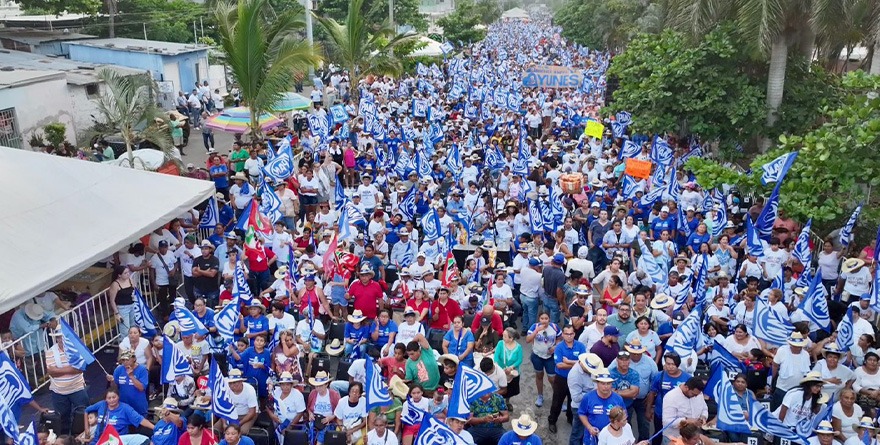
[274,266,289,280]
[650,294,674,310]
[511,414,538,436]
[359,265,375,276]
[389,375,409,399]
[309,371,332,387]
[232,172,248,182]
[278,372,296,384]
[800,370,824,384]
[23,303,44,321]
[578,353,603,375]
[858,417,878,430]
[326,339,344,356]
[227,369,246,383]
[823,342,844,355]
[625,339,647,354]
[439,354,460,366]
[814,420,834,435]
[347,310,367,323]
[592,369,614,383]
[842,258,866,274]
[788,332,808,347]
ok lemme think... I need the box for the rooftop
[0,27,96,45]
[66,38,208,56]
[0,49,143,85]
[0,68,64,90]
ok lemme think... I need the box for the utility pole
[107,0,116,38]
[143,23,148,41]
[193,21,198,44]
[389,0,394,29]
[305,0,314,77]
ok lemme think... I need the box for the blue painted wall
[66,44,208,94]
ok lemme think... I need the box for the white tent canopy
[501,7,529,20]
[0,147,215,313]
[410,36,444,57]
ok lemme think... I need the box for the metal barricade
[9,269,156,392]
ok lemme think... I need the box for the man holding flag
[45,326,90,435]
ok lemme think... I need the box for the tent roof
[0,147,215,313]
[409,36,443,57]
[501,7,529,19]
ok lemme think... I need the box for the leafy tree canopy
[554,0,657,50]
[17,0,100,15]
[436,0,488,45]
[317,0,427,31]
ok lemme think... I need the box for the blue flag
[0,398,18,440]
[706,365,751,434]
[528,200,543,234]
[486,146,505,171]
[209,359,238,423]
[755,182,781,240]
[840,204,862,248]
[174,306,209,336]
[334,180,346,212]
[745,217,765,258]
[666,309,702,357]
[132,287,158,337]
[760,152,798,185]
[399,186,417,221]
[711,203,727,238]
[747,394,807,443]
[620,140,641,160]
[792,219,812,266]
[621,175,640,200]
[447,364,498,420]
[421,208,442,242]
[161,336,193,383]
[637,251,669,296]
[263,137,295,183]
[414,414,473,445]
[0,351,32,406]
[415,148,432,178]
[59,318,96,371]
[752,300,794,346]
[213,297,240,345]
[365,358,392,411]
[199,196,219,229]
[233,261,252,300]
[651,136,673,166]
[17,422,38,445]
[709,339,746,374]
[799,269,831,332]
[338,204,353,241]
[838,307,856,353]
[259,180,283,223]
[447,143,463,179]
[677,205,692,239]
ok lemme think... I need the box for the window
[85,83,100,99]
[0,108,22,149]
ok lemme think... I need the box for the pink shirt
[344,149,356,168]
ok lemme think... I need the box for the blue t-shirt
[443,329,475,365]
[554,341,587,378]
[219,205,235,229]
[113,365,149,415]
[196,308,216,330]
[498,430,543,445]
[374,320,398,348]
[609,367,641,408]
[220,437,256,445]
[241,347,272,396]
[685,232,710,254]
[228,348,247,373]
[344,323,372,344]
[577,391,625,437]
[244,315,269,342]
[152,417,187,445]
[210,164,229,189]
[650,371,692,415]
[86,402,144,444]
[650,217,675,239]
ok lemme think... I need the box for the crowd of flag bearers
[11,7,880,445]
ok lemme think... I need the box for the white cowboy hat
[274,266,289,280]
[800,370,824,384]
[347,310,367,323]
[578,353,603,375]
[277,371,296,384]
[814,420,834,435]
[309,371,332,387]
[842,258,866,274]
[511,414,538,436]
[650,294,674,310]
[326,339,345,356]
[592,369,614,383]
[227,369,246,383]
[358,264,375,276]
[232,172,248,182]
[389,375,409,399]
[23,303,44,321]
[439,354,459,366]
[788,332,808,347]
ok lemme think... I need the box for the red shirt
[349,279,383,319]
[429,298,464,330]
[470,312,504,335]
[406,299,431,321]
[247,248,276,272]
[379,356,406,379]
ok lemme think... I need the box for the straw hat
[389,375,409,399]
[274,266,289,280]
[823,342,844,356]
[578,353,603,375]
[858,416,878,430]
[347,310,367,323]
[277,372,295,384]
[161,398,181,414]
[358,264,375,276]
[592,369,614,383]
[799,370,824,384]
[842,258,866,274]
[650,294,674,310]
[439,354,460,366]
[227,369,246,383]
[511,414,538,436]
[232,172,248,182]
[788,332,808,347]
[814,420,834,435]
[192,397,211,410]
[674,254,691,265]
[309,371,332,387]
[326,339,345,356]
[575,285,591,295]
[625,338,647,354]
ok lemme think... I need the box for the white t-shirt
[230,383,259,416]
[776,389,812,427]
[150,251,177,285]
[367,429,399,445]
[813,359,854,398]
[732,303,755,333]
[598,424,636,445]
[817,251,841,280]
[760,248,789,279]
[491,283,513,302]
[175,246,201,277]
[334,396,367,428]
[832,401,864,441]
[295,318,325,355]
[119,337,150,367]
[396,321,426,347]
[313,391,334,417]
[578,323,605,351]
[842,268,872,297]
[272,387,306,422]
[270,232,293,263]
[773,346,812,391]
[357,184,380,209]
[269,313,298,334]
[723,335,760,357]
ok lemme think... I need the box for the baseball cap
[158,240,169,248]
[528,258,541,267]
[661,206,670,213]
[603,325,620,337]
[672,312,686,325]
[480,316,491,326]
[590,202,600,208]
[551,253,566,265]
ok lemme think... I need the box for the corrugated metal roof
[0,49,142,85]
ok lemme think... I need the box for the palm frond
[737,0,787,53]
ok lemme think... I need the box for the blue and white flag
[760,152,798,186]
[755,182,781,240]
[402,404,426,426]
[308,113,329,140]
[132,288,158,336]
[394,150,411,178]
[440,41,454,54]
[486,146,505,171]
[335,180,346,212]
[199,196,219,229]
[447,364,497,420]
[747,394,807,444]
[233,261,252,300]
[637,252,669,296]
[616,111,632,126]
[343,201,366,226]
[399,186,417,221]
[365,358,392,411]
[17,422,38,445]
[666,167,681,201]
[338,203,354,241]
[799,269,831,332]
[711,203,727,238]
[412,99,429,118]
[421,208,442,242]
[330,105,349,124]
[214,297,240,345]
[447,143,463,179]
[415,148,432,179]
[414,414,472,445]
[745,217,765,258]
[209,359,238,423]
[416,63,428,77]
[677,206,692,239]
[752,300,794,346]
[666,309,702,357]
[611,122,627,138]
[59,318,96,371]
[837,307,856,352]
[620,140,640,160]
[174,306,209,336]
[0,351,32,406]
[709,339,746,374]
[840,204,862,248]
[161,336,193,383]
[706,365,751,434]
[621,175,640,200]
[792,219,812,266]
[259,181,283,223]
[0,396,18,440]
[263,137,295,182]
[651,136,673,166]
[549,187,565,229]
[796,394,834,438]
[528,200,543,233]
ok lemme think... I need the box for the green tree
[315,0,418,101]
[437,0,487,44]
[316,0,427,31]
[92,69,176,169]
[107,0,209,43]
[473,0,502,25]
[16,0,100,15]
[685,71,880,233]
[554,0,653,50]
[606,27,767,150]
[214,0,321,138]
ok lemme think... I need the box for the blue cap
[552,253,566,265]
[861,293,871,300]
[528,258,541,267]
[603,325,620,336]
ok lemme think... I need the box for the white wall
[0,76,77,147]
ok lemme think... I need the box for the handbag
[157,253,180,291]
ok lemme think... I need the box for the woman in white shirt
[366,416,399,445]
[817,242,842,294]
[119,326,153,369]
[598,406,644,445]
[268,372,306,440]
[723,324,761,360]
[853,352,880,410]
[832,388,863,443]
[775,372,825,427]
[334,382,367,443]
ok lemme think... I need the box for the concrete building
[64,38,210,109]
[0,50,141,147]
[0,28,96,56]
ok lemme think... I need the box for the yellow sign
[584,120,604,139]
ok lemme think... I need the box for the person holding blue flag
[227,333,271,399]
[45,326,89,436]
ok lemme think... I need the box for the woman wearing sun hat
[771,331,813,410]
[838,258,872,304]
[307,371,341,445]
[267,372,305,441]
[844,417,879,445]
[344,310,372,357]
[151,398,185,445]
[776,371,826,427]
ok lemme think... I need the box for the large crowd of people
[14,9,880,445]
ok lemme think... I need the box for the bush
[44,122,67,147]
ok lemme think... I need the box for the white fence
[10,270,157,392]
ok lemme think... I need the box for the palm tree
[214,0,320,139]
[92,68,176,169]
[315,0,419,102]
